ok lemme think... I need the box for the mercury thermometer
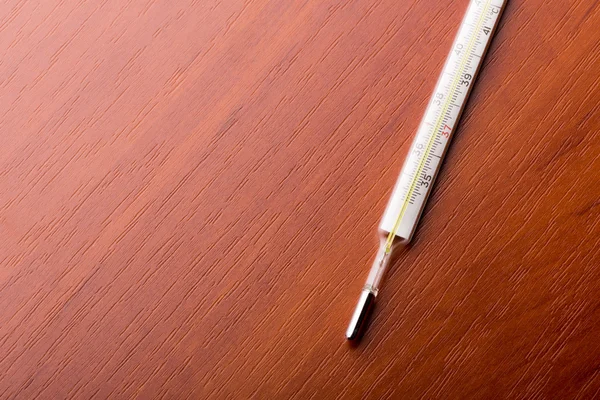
[346,0,507,340]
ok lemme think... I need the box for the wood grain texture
[1,0,599,398]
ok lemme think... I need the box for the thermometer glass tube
[346,0,507,340]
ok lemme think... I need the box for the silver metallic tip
[346,289,375,340]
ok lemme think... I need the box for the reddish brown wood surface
[1,0,600,398]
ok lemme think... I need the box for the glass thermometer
[346,0,507,340]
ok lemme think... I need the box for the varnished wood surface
[1,0,600,398]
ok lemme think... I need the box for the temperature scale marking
[380,0,504,250]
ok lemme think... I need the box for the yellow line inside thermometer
[347,0,507,341]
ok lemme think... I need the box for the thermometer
[346,0,507,340]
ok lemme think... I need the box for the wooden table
[2,0,599,398]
